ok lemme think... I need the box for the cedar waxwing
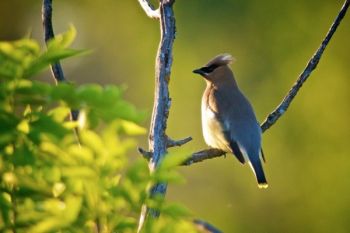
[193,54,268,188]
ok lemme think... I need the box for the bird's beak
[193,68,205,76]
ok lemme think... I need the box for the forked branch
[137,0,178,232]
[138,0,160,19]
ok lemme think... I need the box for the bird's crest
[206,53,235,67]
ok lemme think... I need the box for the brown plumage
[193,54,268,188]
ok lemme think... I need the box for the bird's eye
[200,64,219,73]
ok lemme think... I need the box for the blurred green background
[1,0,349,232]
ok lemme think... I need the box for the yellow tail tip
[258,183,269,189]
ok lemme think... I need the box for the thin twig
[167,136,193,148]
[137,136,192,159]
[42,0,79,121]
[138,147,226,166]
[185,0,349,165]
[137,147,152,160]
[194,219,223,233]
[183,149,226,166]
[260,0,349,132]
[138,0,160,19]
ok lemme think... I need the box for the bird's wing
[207,102,246,164]
[222,130,246,164]
[208,87,259,164]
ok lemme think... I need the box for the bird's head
[193,53,235,84]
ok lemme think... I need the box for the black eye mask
[200,64,220,73]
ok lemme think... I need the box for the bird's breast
[201,103,231,152]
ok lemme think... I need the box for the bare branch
[194,219,223,233]
[137,147,152,160]
[42,0,79,121]
[138,136,192,160]
[260,0,349,132]
[138,0,160,19]
[167,136,193,148]
[183,149,226,166]
[138,136,191,161]
[137,0,176,231]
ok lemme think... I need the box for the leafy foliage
[0,27,198,233]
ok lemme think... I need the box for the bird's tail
[249,160,268,189]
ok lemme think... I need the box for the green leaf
[158,151,191,170]
[76,84,104,106]
[28,113,70,144]
[117,120,147,135]
[27,196,82,233]
[11,143,35,166]
[125,159,150,183]
[79,130,104,155]
[0,110,19,148]
[161,203,192,219]
[0,39,39,79]
[50,83,78,106]
[0,192,12,226]
[13,38,40,55]
[153,170,186,184]
[68,145,94,164]
[62,195,83,223]
[17,119,30,134]
[47,25,77,50]
[99,85,123,107]
[49,106,71,122]
[114,217,137,231]
[25,48,87,77]
[24,26,89,77]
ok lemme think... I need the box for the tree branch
[185,0,349,165]
[167,136,193,148]
[193,219,223,233]
[260,0,349,132]
[138,0,160,19]
[137,146,152,160]
[183,149,226,166]
[137,0,176,231]
[42,0,79,121]
[137,135,192,161]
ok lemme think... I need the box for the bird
[193,53,268,188]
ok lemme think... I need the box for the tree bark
[137,0,177,231]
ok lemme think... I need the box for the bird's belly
[201,106,230,152]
